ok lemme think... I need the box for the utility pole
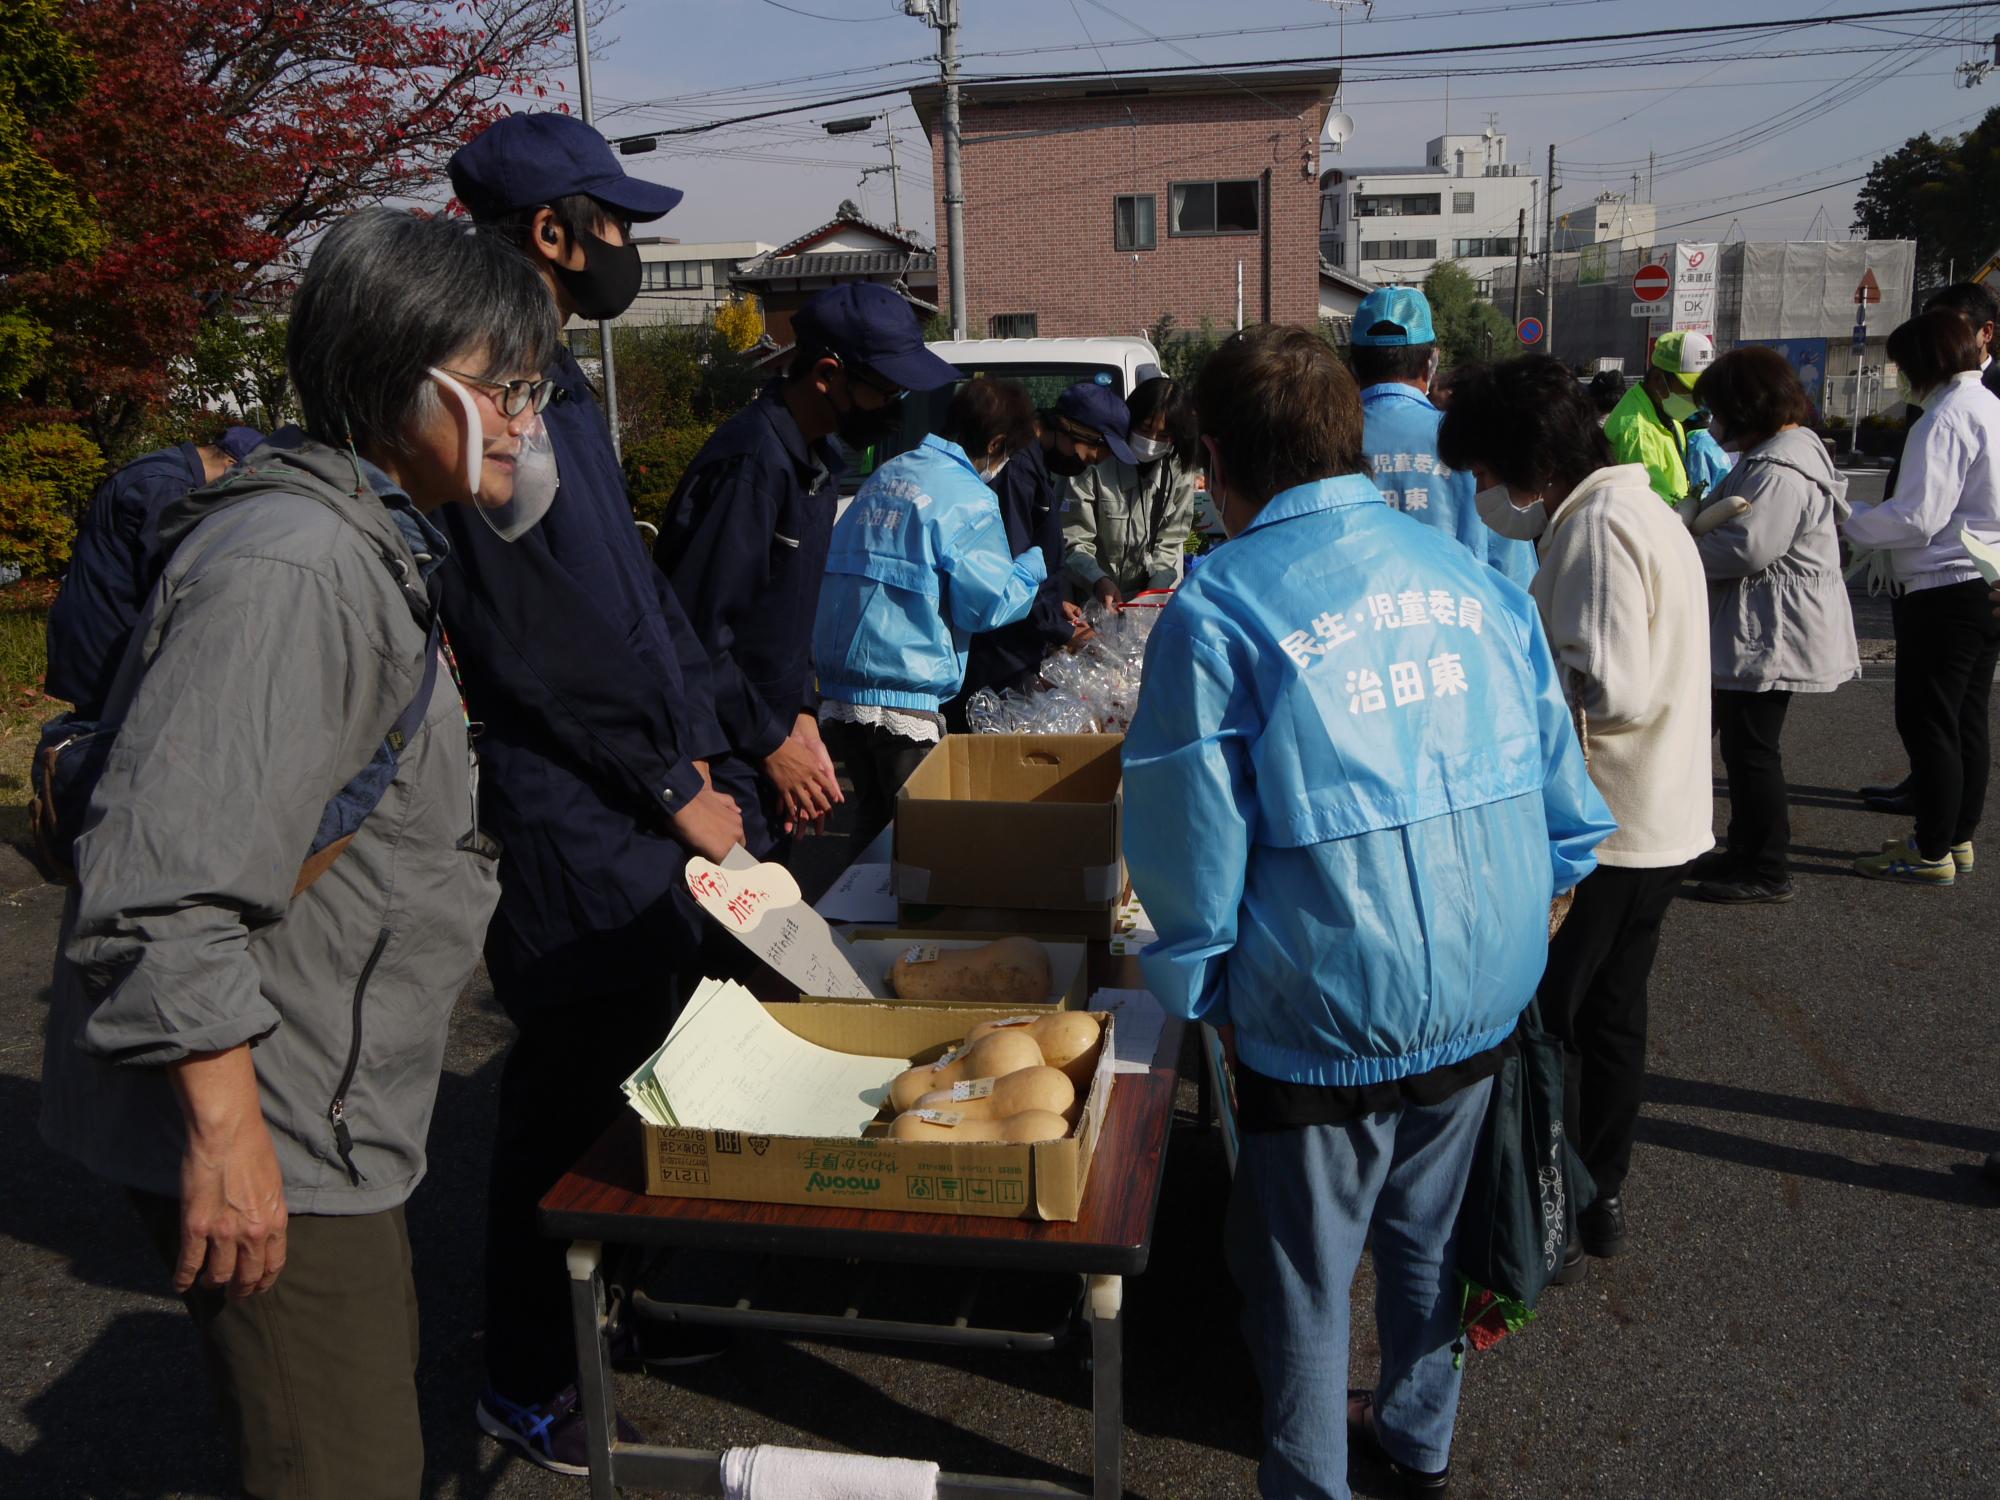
[1510,207,1526,328]
[1543,145,1557,357]
[572,0,621,456]
[884,119,904,231]
[939,0,967,338]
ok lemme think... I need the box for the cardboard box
[826,929,1089,1010]
[893,735,1125,920]
[893,898,1124,942]
[640,1002,1115,1222]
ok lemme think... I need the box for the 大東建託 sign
[1671,243,1717,337]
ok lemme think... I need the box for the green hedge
[0,423,103,578]
[625,424,719,532]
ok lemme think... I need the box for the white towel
[719,1444,939,1500]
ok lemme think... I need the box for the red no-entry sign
[1633,263,1671,302]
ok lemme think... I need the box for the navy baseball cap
[1053,381,1137,465]
[449,112,685,223]
[792,283,958,392]
[217,426,265,461]
[1351,286,1436,347]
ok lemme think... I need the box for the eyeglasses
[435,368,556,417]
[839,362,908,405]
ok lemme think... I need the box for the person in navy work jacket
[946,381,1125,726]
[1123,326,1613,1500]
[655,282,959,857]
[1350,286,1537,591]
[47,425,261,719]
[445,112,746,1473]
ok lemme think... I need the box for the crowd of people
[28,105,2000,1500]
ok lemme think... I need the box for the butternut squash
[915,1064,1074,1123]
[888,1028,1044,1113]
[887,1108,1070,1144]
[964,1011,1104,1090]
[888,936,1053,1006]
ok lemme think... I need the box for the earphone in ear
[541,224,559,246]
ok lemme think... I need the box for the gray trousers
[133,1191,424,1499]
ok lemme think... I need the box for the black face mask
[1045,443,1088,477]
[552,228,641,321]
[833,390,904,450]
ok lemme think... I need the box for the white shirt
[1845,369,2000,592]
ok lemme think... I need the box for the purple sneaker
[476,1384,643,1476]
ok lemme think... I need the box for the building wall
[1327,167,1540,292]
[924,89,1328,336]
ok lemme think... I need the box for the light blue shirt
[1123,475,1615,1087]
[814,435,1047,714]
[1361,382,1538,591]
[1685,427,1735,496]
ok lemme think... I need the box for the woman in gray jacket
[1061,375,1198,605]
[40,209,559,1497]
[1683,346,1859,904]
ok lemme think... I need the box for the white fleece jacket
[1843,369,2000,592]
[1531,464,1714,869]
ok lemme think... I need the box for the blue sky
[569,0,2000,252]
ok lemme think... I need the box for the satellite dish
[1323,111,1355,153]
[1483,124,1496,140]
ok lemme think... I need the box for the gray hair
[288,208,559,455]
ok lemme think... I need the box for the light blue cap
[1351,286,1436,347]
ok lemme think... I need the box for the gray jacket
[40,437,499,1215]
[1060,455,1196,597]
[1694,427,1860,694]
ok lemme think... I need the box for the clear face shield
[427,367,557,542]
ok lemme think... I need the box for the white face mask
[1129,434,1173,463]
[979,455,1011,483]
[1476,484,1546,541]
[428,367,556,541]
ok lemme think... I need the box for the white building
[1321,128,1541,294]
[1555,195,1658,254]
[624,239,776,327]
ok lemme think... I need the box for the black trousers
[482,978,679,1404]
[819,716,935,852]
[1892,579,2000,859]
[1712,688,1794,882]
[1537,861,1687,1202]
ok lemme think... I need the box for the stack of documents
[622,978,907,1138]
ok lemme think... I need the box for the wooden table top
[539,962,1182,1276]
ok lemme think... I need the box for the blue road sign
[1518,316,1544,345]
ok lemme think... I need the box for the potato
[887,1107,1071,1144]
[915,1064,1075,1123]
[965,1011,1104,1090]
[889,936,1053,1007]
[888,1028,1044,1113]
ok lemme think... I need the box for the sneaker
[1881,835,1972,874]
[476,1386,643,1476]
[1856,836,1957,885]
[1682,876,1795,905]
[1579,1194,1628,1258]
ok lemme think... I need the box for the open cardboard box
[893,735,1125,936]
[821,928,1089,1010]
[640,1002,1115,1222]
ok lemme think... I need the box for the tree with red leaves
[5,0,588,456]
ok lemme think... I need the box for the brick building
[911,68,1339,338]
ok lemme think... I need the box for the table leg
[567,1240,617,1500]
[1087,1274,1123,1500]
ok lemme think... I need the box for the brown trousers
[132,1191,424,1499]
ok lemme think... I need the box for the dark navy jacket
[653,382,842,854]
[47,443,207,717]
[956,437,1070,702]
[435,348,726,1001]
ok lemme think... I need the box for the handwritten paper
[622,977,905,1136]
[685,847,873,998]
[815,861,895,923]
[1088,987,1168,1074]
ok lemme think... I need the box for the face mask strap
[427,367,483,496]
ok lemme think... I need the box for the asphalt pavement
[3,527,1996,1497]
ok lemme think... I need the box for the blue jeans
[1226,1077,1493,1500]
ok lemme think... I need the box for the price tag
[950,1077,996,1102]
[912,1108,965,1127]
[930,1045,965,1073]
[901,943,940,966]
[986,1015,1038,1029]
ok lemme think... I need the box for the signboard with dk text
[1672,242,1718,336]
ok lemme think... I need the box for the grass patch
[0,582,57,847]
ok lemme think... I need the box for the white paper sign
[1671,242,1717,336]
[1088,987,1168,1074]
[814,860,896,923]
[685,846,873,998]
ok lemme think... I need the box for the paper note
[815,860,896,923]
[1088,987,1168,1074]
[685,847,874,998]
[1107,892,1157,957]
[1964,527,2000,586]
[621,977,906,1137]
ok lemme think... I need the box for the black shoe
[1684,848,1741,882]
[1551,1242,1589,1287]
[1683,876,1795,905]
[1863,790,1915,815]
[1348,1390,1451,1497]
[1858,776,1912,801]
[1579,1194,1628,1258]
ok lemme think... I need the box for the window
[1353,193,1441,218]
[1451,237,1520,258]
[1169,179,1261,236]
[1320,196,1341,232]
[1453,191,1476,214]
[991,313,1039,338]
[1324,241,1346,267]
[1359,239,1438,260]
[1113,194,1157,251]
[641,262,668,291]
[665,260,701,289]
